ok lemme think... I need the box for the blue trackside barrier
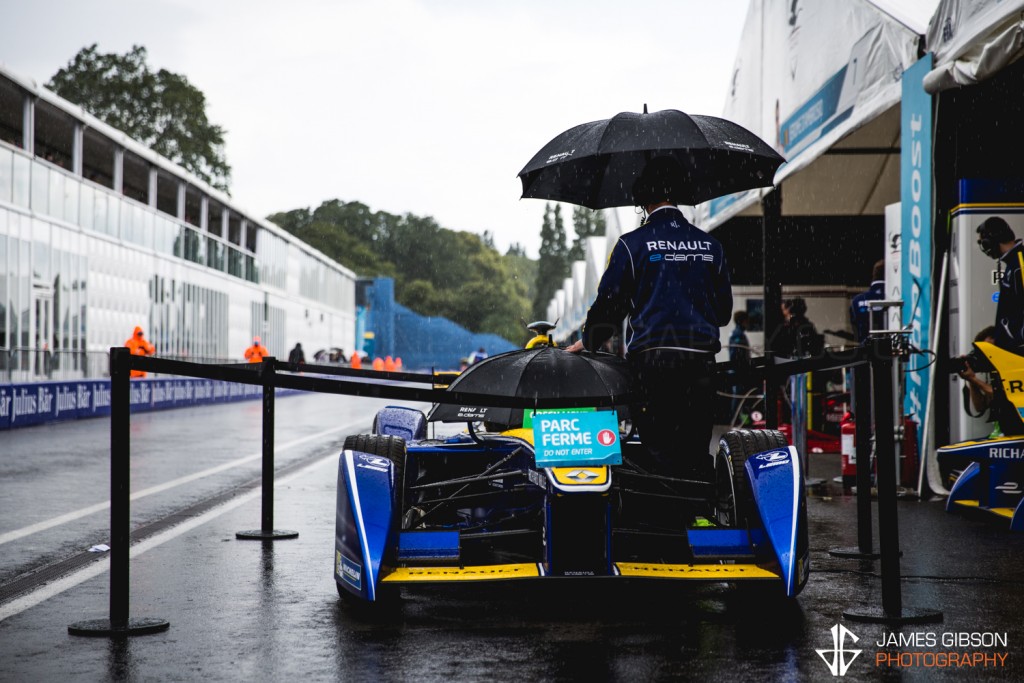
[0,376,298,431]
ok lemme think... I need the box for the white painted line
[0,421,365,547]
[0,451,339,622]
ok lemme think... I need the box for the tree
[269,198,532,343]
[568,206,607,262]
[47,44,232,192]
[532,203,570,320]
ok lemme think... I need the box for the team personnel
[124,326,156,378]
[244,336,270,363]
[850,259,886,343]
[977,217,1024,351]
[566,156,733,481]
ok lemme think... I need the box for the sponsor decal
[565,469,599,483]
[340,554,362,590]
[754,450,791,469]
[988,447,1024,460]
[383,563,541,582]
[994,481,1021,494]
[615,563,778,578]
[356,453,390,472]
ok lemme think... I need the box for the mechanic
[244,336,270,363]
[850,259,885,343]
[977,217,1024,352]
[565,155,732,481]
[956,325,1024,437]
[124,325,156,379]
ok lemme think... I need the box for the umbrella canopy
[427,347,631,424]
[518,108,784,209]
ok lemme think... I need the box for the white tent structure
[923,0,1024,93]
[695,0,936,231]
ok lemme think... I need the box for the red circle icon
[597,429,617,446]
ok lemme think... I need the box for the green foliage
[532,203,570,320]
[568,206,607,262]
[47,44,231,192]
[269,200,533,344]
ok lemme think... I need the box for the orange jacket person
[350,351,362,370]
[245,336,270,363]
[125,326,156,378]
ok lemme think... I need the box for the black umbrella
[518,107,784,209]
[427,347,631,426]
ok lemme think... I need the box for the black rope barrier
[71,340,940,637]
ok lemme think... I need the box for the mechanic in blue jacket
[566,156,733,481]
[850,259,885,343]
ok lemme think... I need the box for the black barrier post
[68,348,169,637]
[844,338,941,625]
[237,357,298,540]
[829,361,880,560]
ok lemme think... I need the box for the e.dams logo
[817,623,862,677]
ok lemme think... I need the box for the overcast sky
[1,0,750,257]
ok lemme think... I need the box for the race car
[940,341,1024,531]
[334,353,810,604]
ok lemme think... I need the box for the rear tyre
[717,429,788,525]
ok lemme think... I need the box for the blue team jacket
[582,207,732,353]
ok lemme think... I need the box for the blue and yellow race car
[334,348,809,604]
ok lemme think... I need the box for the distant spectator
[244,336,270,363]
[125,326,156,379]
[469,347,488,365]
[288,343,305,366]
[350,351,362,370]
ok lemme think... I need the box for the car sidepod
[745,445,809,596]
[335,449,397,601]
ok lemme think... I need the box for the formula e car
[939,341,1024,531]
[334,354,810,604]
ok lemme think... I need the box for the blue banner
[533,410,622,467]
[0,377,283,431]
[901,55,933,443]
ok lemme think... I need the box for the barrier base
[68,617,170,637]
[828,546,881,560]
[842,605,943,625]
[235,529,299,540]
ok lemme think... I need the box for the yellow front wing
[380,562,779,583]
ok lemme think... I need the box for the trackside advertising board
[0,378,292,430]
[533,409,621,467]
[901,55,933,447]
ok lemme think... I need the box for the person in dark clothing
[288,343,305,366]
[977,217,1024,352]
[770,297,823,358]
[850,259,886,343]
[565,156,733,480]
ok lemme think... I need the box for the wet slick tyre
[717,429,788,526]
[340,434,405,608]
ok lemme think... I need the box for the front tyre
[717,429,788,526]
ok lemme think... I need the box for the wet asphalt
[1,397,1023,682]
